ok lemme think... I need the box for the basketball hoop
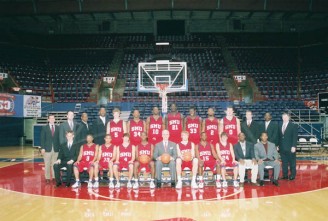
[156,84,169,98]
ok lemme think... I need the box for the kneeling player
[195,132,220,188]
[113,133,135,188]
[176,131,198,189]
[72,134,99,188]
[216,132,239,188]
[133,132,155,189]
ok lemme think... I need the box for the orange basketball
[161,153,171,164]
[183,151,192,162]
[139,154,150,164]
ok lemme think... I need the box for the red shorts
[98,161,113,170]
[148,136,162,146]
[220,161,238,168]
[114,161,133,171]
[130,140,141,147]
[203,160,218,172]
[181,160,193,170]
[74,161,94,172]
[138,162,151,173]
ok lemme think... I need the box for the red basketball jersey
[185,116,201,145]
[99,144,115,163]
[167,113,183,143]
[218,142,232,163]
[118,144,133,163]
[81,143,97,162]
[205,118,219,145]
[223,116,238,145]
[137,143,152,158]
[148,116,163,145]
[198,142,216,162]
[129,119,144,146]
[179,141,192,155]
[109,120,124,146]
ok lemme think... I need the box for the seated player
[113,133,135,188]
[72,134,99,188]
[176,131,199,189]
[133,132,155,189]
[216,132,239,188]
[94,134,117,188]
[195,132,220,189]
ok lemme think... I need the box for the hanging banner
[23,95,41,117]
[0,93,41,117]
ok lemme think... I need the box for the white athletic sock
[76,179,80,182]
[177,175,181,181]
[199,176,203,181]
[109,177,114,182]
[192,176,196,182]
[89,179,92,182]
[95,177,99,181]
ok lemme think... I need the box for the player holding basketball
[128,109,145,147]
[165,103,183,144]
[176,131,199,189]
[113,133,135,188]
[72,134,99,188]
[146,106,164,146]
[133,132,155,189]
[195,132,220,188]
[106,108,127,146]
[216,132,239,188]
[219,106,241,146]
[93,135,117,188]
[184,106,202,146]
[202,107,220,145]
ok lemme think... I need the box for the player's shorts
[181,160,193,170]
[203,160,219,172]
[74,161,94,172]
[138,162,152,173]
[130,140,141,147]
[114,161,133,171]
[227,136,238,146]
[209,139,219,146]
[98,161,113,170]
[189,137,200,146]
[220,161,238,168]
[169,136,181,144]
[148,136,162,146]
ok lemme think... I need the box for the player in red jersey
[127,109,145,147]
[72,134,99,188]
[219,106,241,146]
[93,134,117,189]
[146,106,164,145]
[216,132,239,188]
[133,132,155,189]
[176,131,199,189]
[184,106,202,145]
[195,132,220,189]
[202,107,220,145]
[165,103,183,144]
[106,108,127,146]
[113,133,135,189]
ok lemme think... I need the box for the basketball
[161,153,171,164]
[183,151,192,162]
[139,154,150,164]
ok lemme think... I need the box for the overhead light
[156,42,170,46]
[26,89,33,93]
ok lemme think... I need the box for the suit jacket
[91,116,109,145]
[59,121,77,145]
[260,120,279,146]
[75,121,90,146]
[234,141,255,161]
[153,141,177,161]
[278,121,298,152]
[254,141,279,161]
[57,141,80,163]
[241,120,260,144]
[40,124,60,152]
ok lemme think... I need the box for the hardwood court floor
[0,146,327,221]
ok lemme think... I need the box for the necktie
[282,124,287,134]
[68,143,71,150]
[85,123,88,130]
[69,122,73,130]
[247,121,250,127]
[51,125,54,136]
[164,142,167,152]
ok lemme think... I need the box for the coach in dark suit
[59,111,77,145]
[40,114,60,183]
[153,130,177,188]
[53,130,80,187]
[241,110,260,144]
[75,112,90,147]
[261,113,279,146]
[278,113,298,180]
[91,107,109,145]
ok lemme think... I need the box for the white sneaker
[115,182,121,189]
[175,180,182,189]
[87,181,93,188]
[93,181,99,188]
[127,181,132,189]
[222,181,228,188]
[108,182,114,189]
[216,180,222,188]
[149,181,155,189]
[198,181,204,189]
[133,182,139,189]
[233,180,239,188]
[72,181,80,188]
[191,181,198,189]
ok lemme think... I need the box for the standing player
[146,106,164,146]
[216,132,239,188]
[128,109,145,147]
[94,135,117,188]
[165,103,183,144]
[113,133,135,188]
[219,106,241,146]
[184,106,202,146]
[107,108,127,146]
[195,132,220,188]
[133,132,155,189]
[176,131,199,189]
[202,107,220,145]
[72,134,99,188]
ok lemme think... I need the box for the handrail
[288,108,319,123]
[287,109,320,136]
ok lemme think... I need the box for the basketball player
[184,106,202,145]
[133,132,155,189]
[216,132,239,188]
[176,131,198,189]
[72,134,99,188]
[202,107,220,145]
[94,135,117,188]
[195,132,220,188]
[106,108,127,146]
[146,106,164,145]
[165,103,183,144]
[128,109,145,147]
[219,106,240,146]
[113,133,135,188]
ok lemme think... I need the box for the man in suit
[261,112,279,146]
[59,111,77,145]
[153,130,177,188]
[241,110,260,144]
[53,130,80,187]
[278,113,298,180]
[92,107,109,145]
[234,132,259,187]
[254,132,280,186]
[75,112,89,147]
[40,114,60,183]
